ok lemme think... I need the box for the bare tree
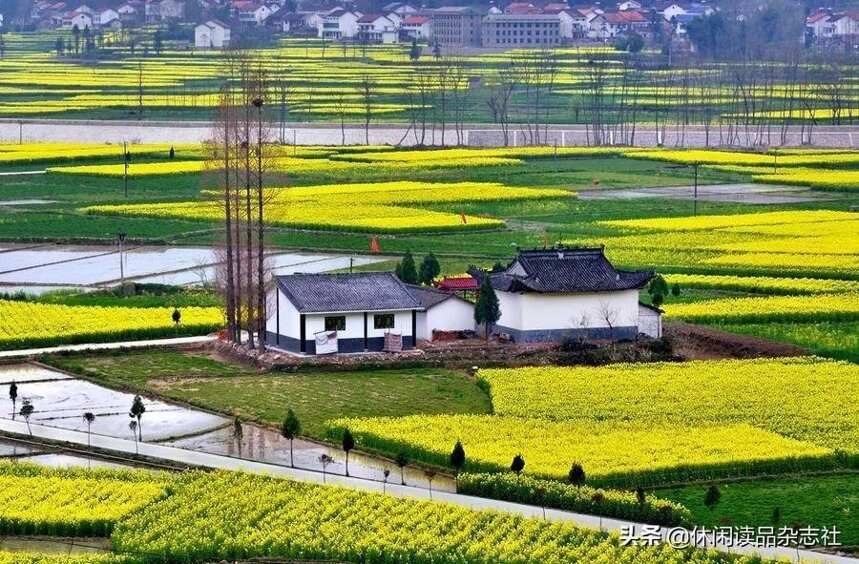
[486,65,516,147]
[597,301,619,338]
[359,74,376,145]
[207,83,238,342]
[334,93,347,146]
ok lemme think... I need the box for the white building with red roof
[402,14,430,39]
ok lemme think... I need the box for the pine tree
[419,253,441,286]
[409,38,421,61]
[474,275,500,339]
[568,462,586,486]
[281,409,302,468]
[397,251,418,284]
[704,485,721,510]
[450,440,466,475]
[342,428,355,477]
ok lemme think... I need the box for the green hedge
[457,472,690,526]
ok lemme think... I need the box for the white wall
[496,290,522,330]
[304,309,413,340]
[638,305,662,338]
[340,12,360,37]
[195,24,228,48]
[557,11,573,38]
[266,288,301,339]
[417,298,475,340]
[498,289,640,332]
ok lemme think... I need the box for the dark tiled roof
[276,272,422,313]
[406,284,458,308]
[488,247,653,293]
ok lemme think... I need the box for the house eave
[296,306,424,315]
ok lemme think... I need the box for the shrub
[457,472,691,526]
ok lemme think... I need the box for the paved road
[0,335,216,358]
[0,417,853,563]
[2,119,858,148]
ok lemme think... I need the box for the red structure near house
[434,275,479,299]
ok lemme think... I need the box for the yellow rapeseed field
[477,357,859,450]
[0,300,223,349]
[328,415,831,486]
[84,181,570,233]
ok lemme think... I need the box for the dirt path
[665,322,807,360]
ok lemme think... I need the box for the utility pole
[693,161,699,216]
[123,142,129,198]
[117,231,127,288]
[18,120,22,144]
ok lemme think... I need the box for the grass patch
[715,322,859,363]
[46,349,259,389]
[659,473,859,547]
[45,350,491,438]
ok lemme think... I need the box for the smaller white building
[195,20,231,48]
[409,285,476,341]
[638,302,663,339]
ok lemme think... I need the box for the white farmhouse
[66,10,94,29]
[266,272,423,355]
[195,20,231,48]
[806,11,836,39]
[475,247,657,341]
[357,13,400,43]
[98,8,120,26]
[409,285,476,341]
[401,15,431,39]
[833,12,859,37]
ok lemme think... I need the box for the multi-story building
[482,13,561,47]
[429,6,482,46]
[317,8,361,39]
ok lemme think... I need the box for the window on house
[324,316,346,331]
[374,313,395,329]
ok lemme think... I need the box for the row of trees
[8,379,146,450]
[208,54,279,351]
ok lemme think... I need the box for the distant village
[1,0,856,52]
